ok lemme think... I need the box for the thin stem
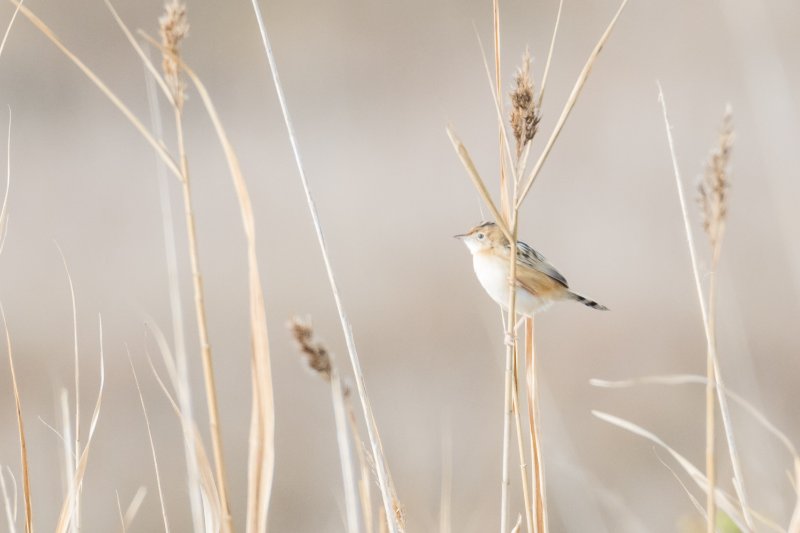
[247,3,400,530]
[526,319,546,533]
[500,215,519,533]
[706,254,719,533]
[511,354,534,533]
[174,109,233,533]
[658,85,754,531]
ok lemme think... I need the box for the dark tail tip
[571,292,609,311]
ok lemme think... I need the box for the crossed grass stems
[1,0,798,532]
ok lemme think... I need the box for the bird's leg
[504,317,527,347]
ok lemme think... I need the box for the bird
[455,221,607,316]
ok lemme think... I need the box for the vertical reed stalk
[174,110,233,532]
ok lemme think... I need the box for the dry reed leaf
[591,374,799,460]
[1,305,31,533]
[516,0,630,209]
[537,0,563,109]
[102,0,173,106]
[445,127,512,241]
[592,411,759,532]
[8,0,181,178]
[127,349,170,533]
[656,453,708,521]
[55,316,105,533]
[116,486,147,533]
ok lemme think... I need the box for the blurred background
[0,0,798,531]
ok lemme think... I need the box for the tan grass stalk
[289,317,362,533]
[55,316,105,533]
[177,57,275,533]
[247,2,401,530]
[492,0,510,221]
[0,465,16,533]
[525,319,546,533]
[127,350,170,532]
[160,22,233,532]
[658,85,754,530]
[1,305,31,533]
[9,0,181,178]
[516,0,630,209]
[697,106,733,533]
[510,355,533,533]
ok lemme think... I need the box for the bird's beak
[453,233,468,240]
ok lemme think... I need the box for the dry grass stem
[151,5,235,528]
[1,305,31,533]
[247,2,400,530]
[142,37,204,532]
[9,0,181,178]
[445,127,512,241]
[658,85,754,530]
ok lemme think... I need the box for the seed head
[159,1,189,110]
[509,50,540,158]
[288,317,332,382]
[698,105,733,254]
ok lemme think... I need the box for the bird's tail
[568,291,608,311]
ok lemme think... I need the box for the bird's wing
[509,241,569,288]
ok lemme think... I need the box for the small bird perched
[455,221,607,316]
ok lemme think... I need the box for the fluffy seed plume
[698,105,733,252]
[288,317,332,382]
[509,50,540,158]
[159,0,189,110]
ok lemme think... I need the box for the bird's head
[454,221,506,254]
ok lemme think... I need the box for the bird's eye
[477,233,485,240]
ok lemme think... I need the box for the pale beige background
[0,0,798,531]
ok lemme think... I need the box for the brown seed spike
[698,105,733,254]
[509,50,540,158]
[159,1,189,110]
[288,317,332,382]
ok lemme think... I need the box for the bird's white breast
[472,252,552,316]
